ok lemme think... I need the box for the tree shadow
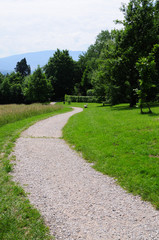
[96,103,159,117]
[97,104,111,108]
[147,112,159,117]
[97,104,137,111]
[111,106,135,111]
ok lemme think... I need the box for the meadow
[0,103,64,127]
[63,103,159,209]
[0,103,71,240]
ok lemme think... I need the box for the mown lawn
[63,103,159,209]
[0,103,71,240]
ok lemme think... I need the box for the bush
[65,95,98,103]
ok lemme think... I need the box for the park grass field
[0,103,71,240]
[1,102,159,239]
[63,103,159,209]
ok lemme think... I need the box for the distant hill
[0,50,83,74]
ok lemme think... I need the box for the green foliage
[0,72,24,104]
[81,65,93,95]
[86,89,94,96]
[65,94,98,103]
[91,38,127,105]
[0,73,4,103]
[78,30,111,95]
[14,58,31,77]
[23,66,52,103]
[44,49,76,100]
[135,44,159,113]
[114,0,158,106]
[80,0,159,107]
[63,103,159,209]
[78,30,112,95]
[151,44,159,80]
[136,57,156,113]
[0,66,52,104]
[1,1,159,106]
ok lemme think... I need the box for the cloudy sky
[0,0,130,58]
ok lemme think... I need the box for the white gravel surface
[12,107,159,240]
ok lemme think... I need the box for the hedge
[65,95,98,103]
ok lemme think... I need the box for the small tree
[23,66,52,103]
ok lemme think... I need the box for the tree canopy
[44,49,76,100]
[77,0,159,108]
[23,66,52,103]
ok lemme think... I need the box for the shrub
[65,95,98,103]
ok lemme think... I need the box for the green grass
[0,103,71,240]
[63,103,159,209]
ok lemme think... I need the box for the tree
[44,49,75,100]
[136,43,159,113]
[0,72,23,104]
[136,57,156,113]
[15,58,31,77]
[78,30,111,95]
[81,65,93,95]
[114,0,158,107]
[23,66,52,103]
[151,44,159,82]
[73,61,84,96]
[91,38,116,103]
[0,73,4,103]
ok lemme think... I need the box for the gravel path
[12,107,159,240]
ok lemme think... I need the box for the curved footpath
[12,107,159,240]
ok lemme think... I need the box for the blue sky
[0,0,130,58]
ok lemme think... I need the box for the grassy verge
[63,103,159,209]
[0,103,71,240]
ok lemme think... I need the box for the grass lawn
[0,103,71,240]
[63,103,159,209]
[1,101,159,239]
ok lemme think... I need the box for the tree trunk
[129,92,137,107]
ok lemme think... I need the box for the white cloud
[0,0,130,57]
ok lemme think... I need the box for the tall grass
[63,103,159,209]
[0,103,63,127]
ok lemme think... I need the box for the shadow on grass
[147,112,159,117]
[111,106,136,111]
[97,104,111,108]
[97,103,131,109]
[97,104,137,111]
[96,102,159,119]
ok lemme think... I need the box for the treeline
[0,49,85,104]
[0,0,159,110]
[78,0,159,110]
[0,51,79,104]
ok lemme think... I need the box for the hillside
[0,50,83,74]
